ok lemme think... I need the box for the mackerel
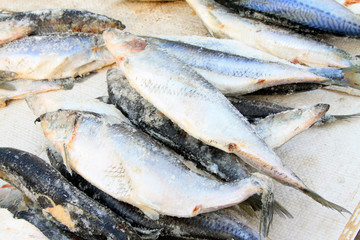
[0,9,125,45]
[215,0,360,36]
[0,33,115,81]
[146,37,360,94]
[186,0,359,68]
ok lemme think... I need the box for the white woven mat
[0,1,359,239]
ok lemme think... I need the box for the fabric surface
[0,1,359,239]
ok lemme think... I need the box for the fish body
[0,33,115,81]
[186,0,358,68]
[146,37,355,95]
[0,79,74,107]
[47,147,264,240]
[39,109,272,219]
[0,147,140,240]
[103,30,348,214]
[147,35,295,66]
[25,94,128,123]
[0,9,125,45]
[104,30,308,189]
[215,0,360,36]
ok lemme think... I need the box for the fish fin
[237,202,256,217]
[0,71,18,81]
[259,191,274,237]
[138,205,159,220]
[302,188,350,214]
[96,96,111,104]
[343,66,360,89]
[318,113,360,124]
[62,144,73,176]
[273,201,293,219]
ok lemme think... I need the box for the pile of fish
[0,1,359,239]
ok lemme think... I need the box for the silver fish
[215,0,360,36]
[103,29,349,214]
[146,37,360,94]
[0,79,74,107]
[186,0,359,68]
[147,35,295,66]
[0,33,115,81]
[0,9,125,45]
[38,109,273,220]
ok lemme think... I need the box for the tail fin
[302,188,350,214]
[259,191,274,237]
[343,66,360,89]
[319,113,360,124]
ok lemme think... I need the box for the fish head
[103,29,147,62]
[37,110,79,150]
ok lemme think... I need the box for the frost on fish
[47,146,265,240]
[39,109,273,220]
[0,33,115,81]
[186,0,358,68]
[0,147,140,240]
[103,30,349,214]
[0,9,125,45]
[0,20,35,45]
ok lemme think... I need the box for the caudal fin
[319,113,360,124]
[343,66,360,89]
[302,188,350,214]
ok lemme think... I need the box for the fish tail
[250,173,274,237]
[301,188,351,214]
[342,66,360,89]
[319,113,360,124]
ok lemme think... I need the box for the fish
[47,147,266,240]
[0,9,125,45]
[0,33,115,81]
[145,37,360,94]
[185,0,360,68]
[107,67,328,180]
[0,78,74,107]
[214,0,360,37]
[103,29,349,214]
[229,96,360,124]
[0,147,141,240]
[37,109,273,222]
[146,35,296,66]
[25,94,128,123]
